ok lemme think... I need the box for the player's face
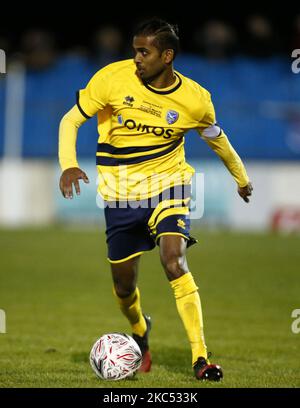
[133,35,167,82]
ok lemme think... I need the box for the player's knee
[114,283,136,298]
[111,260,138,298]
[161,256,188,280]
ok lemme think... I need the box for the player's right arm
[59,67,110,199]
[59,105,90,199]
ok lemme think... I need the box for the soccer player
[59,18,253,381]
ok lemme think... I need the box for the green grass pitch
[0,227,299,388]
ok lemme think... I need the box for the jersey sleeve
[59,105,87,171]
[203,132,250,187]
[196,89,249,187]
[196,90,222,138]
[76,69,110,118]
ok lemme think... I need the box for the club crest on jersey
[166,110,179,125]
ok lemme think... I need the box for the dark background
[1,3,300,161]
[1,5,299,54]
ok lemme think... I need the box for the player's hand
[238,182,253,203]
[59,167,89,199]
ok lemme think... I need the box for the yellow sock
[170,272,208,366]
[113,286,147,337]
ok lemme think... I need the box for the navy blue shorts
[104,185,196,263]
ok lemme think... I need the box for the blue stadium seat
[0,55,299,160]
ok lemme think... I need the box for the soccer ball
[89,333,142,381]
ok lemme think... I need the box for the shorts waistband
[104,184,191,209]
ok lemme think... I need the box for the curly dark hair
[134,17,180,58]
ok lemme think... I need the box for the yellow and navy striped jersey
[77,59,217,200]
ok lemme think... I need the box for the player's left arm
[197,91,253,203]
[201,129,253,203]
